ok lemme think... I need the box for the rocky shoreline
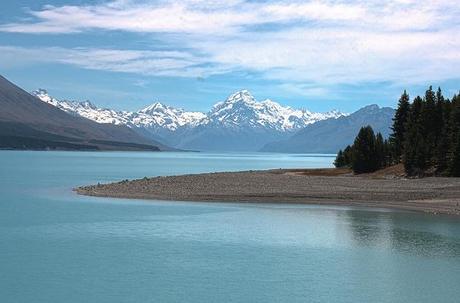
[75,168,460,216]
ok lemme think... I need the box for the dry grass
[364,164,406,178]
[278,167,352,176]
[279,164,405,178]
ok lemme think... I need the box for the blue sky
[0,0,459,113]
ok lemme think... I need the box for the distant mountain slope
[33,89,345,151]
[0,76,163,151]
[261,105,395,153]
[200,90,343,131]
[33,89,205,147]
[175,90,344,151]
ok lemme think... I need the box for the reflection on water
[344,209,460,258]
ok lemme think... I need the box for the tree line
[334,86,460,176]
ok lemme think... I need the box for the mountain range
[33,89,345,151]
[0,76,164,151]
[0,75,395,152]
[261,104,395,153]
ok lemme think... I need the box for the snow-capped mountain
[173,90,344,151]
[33,89,205,131]
[32,89,345,151]
[201,90,342,131]
[135,102,206,131]
[33,89,132,125]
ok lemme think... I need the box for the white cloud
[196,27,460,84]
[2,0,457,34]
[0,1,259,34]
[0,0,459,87]
[278,83,331,98]
[0,46,228,77]
[263,2,367,22]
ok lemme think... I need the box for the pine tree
[352,126,378,173]
[421,86,437,165]
[375,132,385,169]
[343,145,353,166]
[449,132,460,177]
[403,96,427,175]
[435,88,450,173]
[334,145,354,168]
[389,90,410,163]
[383,139,391,168]
[448,94,460,175]
[334,86,460,177]
[435,87,446,140]
[334,150,345,168]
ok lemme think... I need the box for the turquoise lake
[1,151,460,303]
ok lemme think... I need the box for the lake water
[1,151,460,303]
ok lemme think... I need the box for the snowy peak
[33,89,58,106]
[32,90,129,125]
[207,90,345,131]
[225,90,256,104]
[33,88,50,100]
[32,88,345,135]
[32,90,206,131]
[139,102,169,114]
[79,100,98,110]
[33,89,97,111]
[134,101,206,131]
[210,90,254,113]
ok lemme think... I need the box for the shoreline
[75,167,460,216]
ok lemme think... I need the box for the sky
[0,0,459,113]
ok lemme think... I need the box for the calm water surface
[1,151,460,303]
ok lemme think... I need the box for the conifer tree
[334,145,354,168]
[375,132,385,169]
[421,86,437,164]
[383,139,391,168]
[435,88,450,173]
[389,90,410,163]
[449,132,460,177]
[403,96,427,175]
[334,150,345,168]
[343,145,353,166]
[448,94,460,175]
[435,87,446,139]
[352,126,378,173]
[334,86,459,177]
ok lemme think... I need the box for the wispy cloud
[0,45,230,77]
[1,0,459,88]
[202,27,460,84]
[0,1,258,34]
[2,0,457,34]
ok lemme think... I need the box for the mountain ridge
[33,89,346,151]
[0,76,163,151]
[0,75,397,153]
[260,104,395,153]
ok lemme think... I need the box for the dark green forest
[334,87,460,176]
